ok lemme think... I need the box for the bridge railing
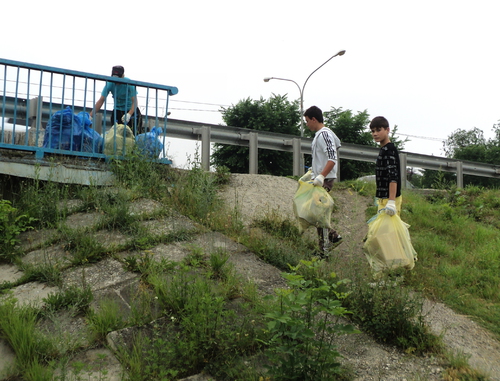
[0,58,178,162]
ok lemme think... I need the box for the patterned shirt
[311,127,341,179]
[375,142,401,199]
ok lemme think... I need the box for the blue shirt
[101,77,137,111]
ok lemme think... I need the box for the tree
[423,122,500,188]
[211,95,300,176]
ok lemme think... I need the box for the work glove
[121,113,131,124]
[385,200,397,216]
[299,169,312,182]
[311,174,324,187]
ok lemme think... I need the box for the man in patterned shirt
[369,116,402,216]
[303,106,342,256]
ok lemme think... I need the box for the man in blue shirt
[90,65,143,134]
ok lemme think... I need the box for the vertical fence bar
[249,132,258,174]
[456,161,463,188]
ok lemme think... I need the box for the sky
[3,0,499,168]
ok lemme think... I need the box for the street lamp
[264,49,346,137]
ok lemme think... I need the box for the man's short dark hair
[303,106,323,123]
[370,116,389,130]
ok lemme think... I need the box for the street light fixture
[264,49,346,137]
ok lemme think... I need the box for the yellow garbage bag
[363,212,417,277]
[104,124,135,156]
[293,179,334,233]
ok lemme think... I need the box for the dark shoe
[328,234,342,243]
[311,250,328,259]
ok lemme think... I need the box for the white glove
[121,113,131,124]
[299,169,312,182]
[311,174,324,187]
[385,200,397,216]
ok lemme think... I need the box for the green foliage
[86,298,128,342]
[123,263,267,380]
[346,277,441,353]
[15,178,69,229]
[170,164,223,221]
[62,229,107,265]
[403,189,500,338]
[212,95,300,175]
[0,199,36,259]
[442,124,500,187]
[263,259,358,380]
[108,153,172,199]
[0,299,56,371]
[43,285,93,314]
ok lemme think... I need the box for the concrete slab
[61,258,138,292]
[21,244,72,268]
[0,339,16,379]
[0,263,23,284]
[1,281,59,309]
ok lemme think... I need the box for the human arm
[385,182,398,215]
[312,160,335,187]
[90,95,106,118]
[122,92,138,123]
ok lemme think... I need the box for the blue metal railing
[0,58,178,163]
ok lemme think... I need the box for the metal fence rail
[0,58,178,162]
[1,59,499,188]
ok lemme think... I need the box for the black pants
[112,108,144,135]
[316,178,339,252]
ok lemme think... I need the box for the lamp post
[264,49,346,137]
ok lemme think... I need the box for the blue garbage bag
[77,112,103,153]
[42,107,103,153]
[135,126,164,158]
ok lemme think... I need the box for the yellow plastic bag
[293,180,334,233]
[104,124,136,156]
[363,212,417,276]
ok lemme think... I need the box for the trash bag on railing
[104,123,135,156]
[42,107,103,153]
[293,179,334,233]
[135,126,164,158]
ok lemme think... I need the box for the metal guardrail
[162,118,500,188]
[1,59,499,187]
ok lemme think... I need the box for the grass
[403,187,500,338]
[0,156,498,380]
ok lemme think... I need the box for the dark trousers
[316,178,339,252]
[112,108,144,135]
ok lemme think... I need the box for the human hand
[299,169,312,182]
[385,200,397,216]
[121,113,131,124]
[311,174,324,187]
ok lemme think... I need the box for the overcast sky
[3,0,499,168]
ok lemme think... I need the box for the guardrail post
[400,152,407,190]
[29,96,42,130]
[200,126,211,171]
[292,138,301,177]
[456,161,463,188]
[249,132,258,174]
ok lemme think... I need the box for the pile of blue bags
[42,107,102,153]
[43,107,165,159]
